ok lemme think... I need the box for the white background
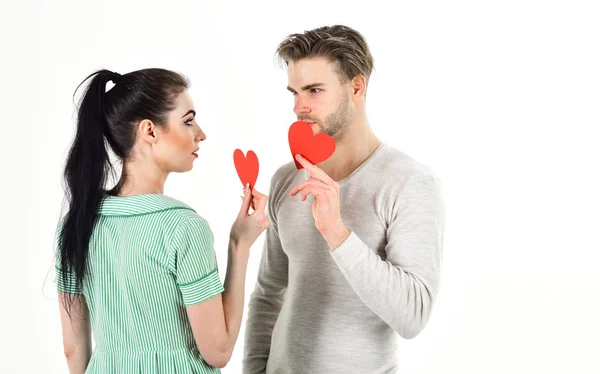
[1,0,599,372]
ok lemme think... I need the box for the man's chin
[309,122,321,135]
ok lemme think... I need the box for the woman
[56,68,268,373]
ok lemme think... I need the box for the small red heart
[288,121,336,169]
[233,149,259,189]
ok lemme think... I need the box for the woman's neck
[116,161,168,197]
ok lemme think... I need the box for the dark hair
[59,68,188,314]
[276,25,375,84]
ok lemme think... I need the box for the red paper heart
[288,121,336,169]
[233,149,259,189]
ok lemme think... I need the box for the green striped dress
[55,194,225,373]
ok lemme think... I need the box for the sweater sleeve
[331,173,445,338]
[243,175,290,373]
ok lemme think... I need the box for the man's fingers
[295,154,333,186]
[299,185,328,201]
[291,178,330,197]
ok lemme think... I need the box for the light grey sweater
[242,144,445,373]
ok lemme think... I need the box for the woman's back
[57,194,223,373]
[56,68,268,372]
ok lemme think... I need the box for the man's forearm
[331,232,440,339]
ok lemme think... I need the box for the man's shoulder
[265,161,301,217]
[377,144,439,181]
[271,161,299,184]
[268,161,302,198]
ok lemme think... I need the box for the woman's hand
[229,184,269,250]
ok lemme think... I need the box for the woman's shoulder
[98,193,210,234]
[98,193,196,216]
[146,195,210,230]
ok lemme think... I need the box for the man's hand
[289,154,351,251]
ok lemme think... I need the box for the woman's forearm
[221,240,250,354]
[64,339,91,373]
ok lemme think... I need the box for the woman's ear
[138,119,159,144]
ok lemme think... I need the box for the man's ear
[351,75,367,102]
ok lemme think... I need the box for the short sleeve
[172,218,224,306]
[55,265,82,294]
[54,221,83,295]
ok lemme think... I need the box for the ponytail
[59,70,118,312]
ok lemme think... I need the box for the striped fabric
[55,194,224,373]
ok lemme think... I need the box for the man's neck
[318,120,381,182]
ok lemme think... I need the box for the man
[243,25,445,373]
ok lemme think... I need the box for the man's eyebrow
[287,83,325,93]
